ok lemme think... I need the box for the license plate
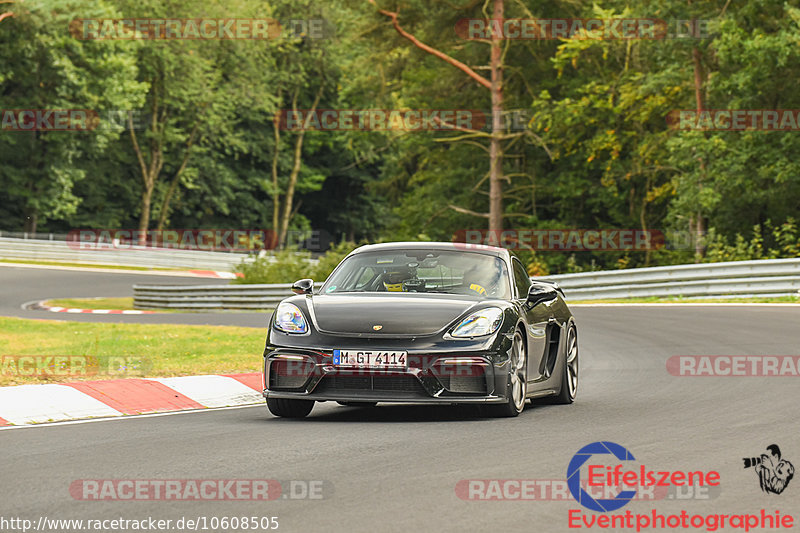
[332,350,407,368]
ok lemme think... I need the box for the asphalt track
[1,266,799,532]
[0,265,268,327]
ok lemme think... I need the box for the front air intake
[269,359,312,389]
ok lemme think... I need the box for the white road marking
[0,403,264,431]
[148,375,264,408]
[0,384,122,425]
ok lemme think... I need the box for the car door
[511,257,550,383]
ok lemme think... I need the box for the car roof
[350,241,511,259]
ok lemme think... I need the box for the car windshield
[321,250,510,298]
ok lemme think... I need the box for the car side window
[354,267,378,290]
[511,258,531,299]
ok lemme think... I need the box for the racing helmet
[382,265,413,292]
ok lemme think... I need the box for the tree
[0,0,146,232]
[366,0,508,231]
[117,0,238,243]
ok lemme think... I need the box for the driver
[381,265,414,292]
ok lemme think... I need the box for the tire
[488,329,527,418]
[336,401,378,408]
[267,397,314,418]
[551,323,578,404]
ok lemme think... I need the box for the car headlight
[274,302,308,333]
[451,307,504,338]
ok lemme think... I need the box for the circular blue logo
[567,441,637,512]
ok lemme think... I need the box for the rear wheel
[552,324,578,404]
[267,397,314,418]
[488,329,527,418]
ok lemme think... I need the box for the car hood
[307,293,481,336]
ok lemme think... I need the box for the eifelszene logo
[566,441,797,531]
[743,444,794,495]
[567,441,638,512]
[567,441,721,512]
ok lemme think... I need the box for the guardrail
[134,282,323,310]
[0,231,71,241]
[0,237,252,270]
[543,258,800,300]
[132,258,800,309]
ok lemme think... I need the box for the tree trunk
[695,212,705,257]
[156,178,178,232]
[368,0,501,227]
[129,100,163,245]
[640,176,651,266]
[277,84,323,248]
[139,186,152,243]
[271,88,283,237]
[488,0,504,232]
[692,45,706,258]
[278,128,305,248]
[156,123,201,231]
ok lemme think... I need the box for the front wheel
[267,397,314,418]
[552,324,578,404]
[488,329,527,418]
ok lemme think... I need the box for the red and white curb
[188,270,242,279]
[38,304,155,315]
[0,373,263,426]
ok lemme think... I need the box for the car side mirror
[291,278,314,295]
[527,284,557,305]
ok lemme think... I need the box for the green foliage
[703,219,800,262]
[2,0,800,276]
[0,0,147,230]
[233,248,314,285]
[309,241,359,281]
[233,241,359,284]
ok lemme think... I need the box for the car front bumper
[263,342,514,404]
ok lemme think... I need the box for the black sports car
[262,242,578,418]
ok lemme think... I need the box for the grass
[569,295,800,304]
[0,258,184,271]
[0,316,265,387]
[44,297,138,310]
